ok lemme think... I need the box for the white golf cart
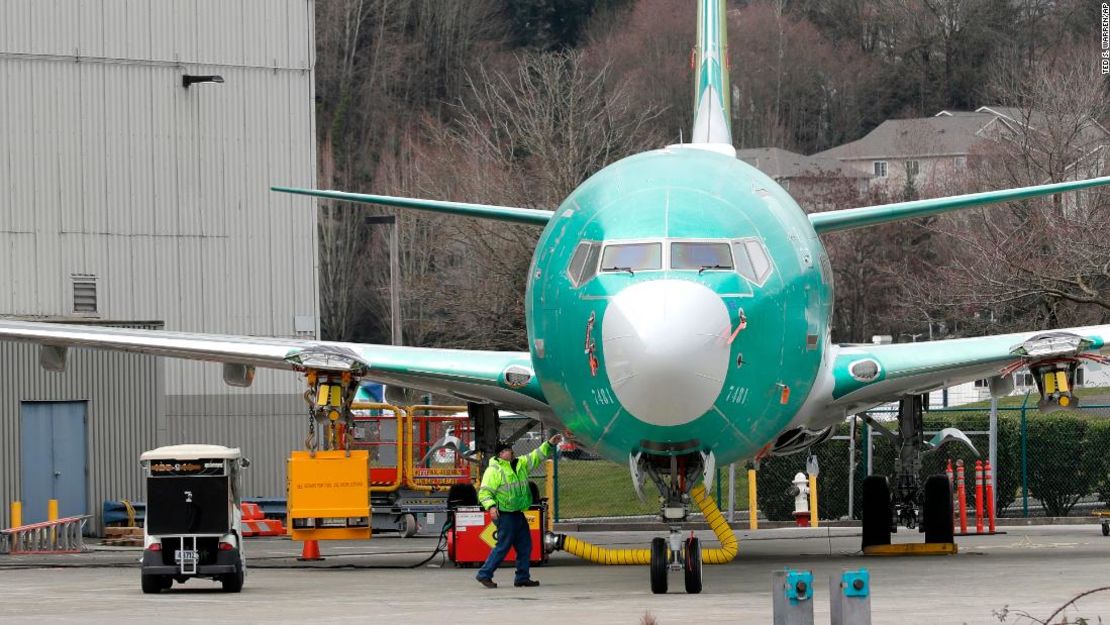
[139,444,250,594]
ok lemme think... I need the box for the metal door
[20,402,88,524]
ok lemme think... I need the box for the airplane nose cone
[601,280,732,426]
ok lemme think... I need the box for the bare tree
[903,44,1110,334]
[389,51,664,350]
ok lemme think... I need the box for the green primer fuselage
[526,146,832,465]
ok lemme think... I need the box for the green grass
[552,459,749,519]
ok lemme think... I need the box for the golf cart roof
[140,444,242,461]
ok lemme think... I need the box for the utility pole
[367,215,402,346]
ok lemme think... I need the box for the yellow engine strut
[553,484,738,565]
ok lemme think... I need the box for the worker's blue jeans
[476,511,532,583]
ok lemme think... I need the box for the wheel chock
[831,569,871,625]
[772,569,814,625]
[862,542,957,556]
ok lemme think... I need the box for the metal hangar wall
[0,0,319,531]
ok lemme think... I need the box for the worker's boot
[477,577,497,589]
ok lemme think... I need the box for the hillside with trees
[314,0,1107,348]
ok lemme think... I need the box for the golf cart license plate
[174,549,198,563]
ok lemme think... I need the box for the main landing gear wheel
[683,537,703,594]
[922,474,955,544]
[650,537,668,594]
[861,475,892,549]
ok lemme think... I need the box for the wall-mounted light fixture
[182,74,224,88]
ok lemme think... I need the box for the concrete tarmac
[2,525,1109,624]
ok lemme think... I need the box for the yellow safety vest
[477,442,552,512]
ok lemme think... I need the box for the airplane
[3,0,1110,594]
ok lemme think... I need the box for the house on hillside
[736,147,872,210]
[814,106,1110,196]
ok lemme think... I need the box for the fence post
[553,450,560,522]
[989,398,998,513]
[1020,393,1029,517]
[848,416,857,519]
[727,463,736,524]
[716,467,722,509]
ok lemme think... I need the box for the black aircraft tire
[141,574,163,594]
[923,474,955,544]
[861,475,892,549]
[650,537,668,594]
[683,537,703,594]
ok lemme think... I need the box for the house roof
[736,147,872,179]
[813,113,996,160]
[818,106,1110,162]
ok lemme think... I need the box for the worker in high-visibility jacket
[475,432,562,588]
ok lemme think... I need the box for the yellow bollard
[545,459,555,528]
[48,499,59,546]
[748,469,758,530]
[808,475,818,528]
[10,501,21,529]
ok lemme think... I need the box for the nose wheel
[650,537,668,594]
[649,532,703,594]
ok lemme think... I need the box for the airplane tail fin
[690,0,731,145]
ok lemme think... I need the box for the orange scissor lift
[350,403,476,536]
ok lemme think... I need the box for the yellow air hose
[551,484,738,565]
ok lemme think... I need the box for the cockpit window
[670,242,734,271]
[732,239,773,284]
[600,243,662,273]
[567,241,602,286]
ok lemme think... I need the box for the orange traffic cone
[298,539,324,561]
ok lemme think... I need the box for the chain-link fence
[542,401,1110,522]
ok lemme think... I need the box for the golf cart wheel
[1102,523,1109,537]
[650,537,668,594]
[861,475,892,549]
[683,537,703,594]
[922,474,955,544]
[141,574,164,594]
[221,570,244,593]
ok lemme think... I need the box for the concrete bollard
[772,569,814,625]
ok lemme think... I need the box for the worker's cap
[495,441,513,454]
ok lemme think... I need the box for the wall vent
[72,275,98,314]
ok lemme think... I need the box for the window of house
[600,242,662,273]
[873,161,888,177]
[974,379,988,388]
[905,160,919,177]
[670,242,733,271]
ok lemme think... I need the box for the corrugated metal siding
[0,333,162,534]
[0,0,318,398]
[164,395,306,499]
[0,1,318,529]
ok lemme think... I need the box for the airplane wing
[271,186,553,226]
[804,325,1110,418]
[809,176,1110,233]
[0,319,550,416]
